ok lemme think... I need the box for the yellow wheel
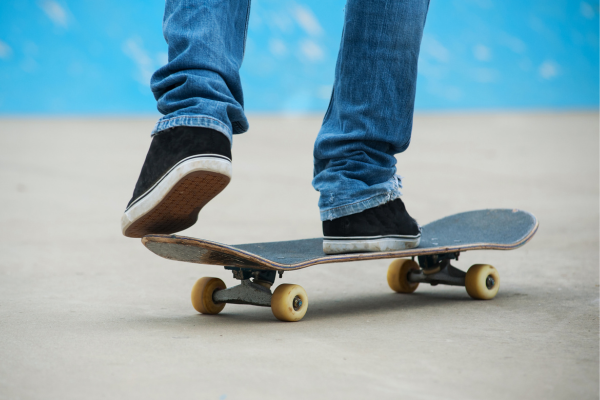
[271,284,308,322]
[387,259,420,293]
[465,264,500,300]
[191,277,226,314]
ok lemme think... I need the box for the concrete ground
[0,112,598,399]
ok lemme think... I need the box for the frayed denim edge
[319,175,403,221]
[152,115,233,145]
[320,187,403,221]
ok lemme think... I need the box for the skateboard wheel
[191,277,226,315]
[465,264,500,300]
[271,284,308,322]
[387,259,420,293]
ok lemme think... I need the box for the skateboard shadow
[125,290,483,329]
[303,291,473,322]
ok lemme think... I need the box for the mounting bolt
[486,275,495,290]
[278,271,284,279]
[231,269,243,280]
[293,296,303,311]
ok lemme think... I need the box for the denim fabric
[150,0,252,142]
[151,0,429,220]
[314,0,430,220]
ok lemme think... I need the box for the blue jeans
[151,0,430,221]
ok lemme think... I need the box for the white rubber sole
[323,235,421,255]
[121,156,232,238]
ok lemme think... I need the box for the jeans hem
[152,115,233,145]
[319,188,402,221]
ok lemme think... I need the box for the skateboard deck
[142,209,538,271]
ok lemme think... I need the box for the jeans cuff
[319,188,403,221]
[152,115,233,145]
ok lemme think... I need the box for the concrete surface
[0,112,598,399]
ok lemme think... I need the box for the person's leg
[313,0,430,253]
[151,0,251,140]
[121,0,250,238]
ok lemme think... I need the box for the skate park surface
[0,112,598,399]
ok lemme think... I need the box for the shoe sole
[323,235,421,255]
[121,157,232,238]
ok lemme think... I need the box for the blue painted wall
[0,0,597,114]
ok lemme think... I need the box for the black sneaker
[322,198,421,254]
[121,126,232,238]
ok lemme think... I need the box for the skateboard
[142,209,538,322]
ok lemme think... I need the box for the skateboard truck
[409,252,466,287]
[213,279,272,307]
[211,267,277,307]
